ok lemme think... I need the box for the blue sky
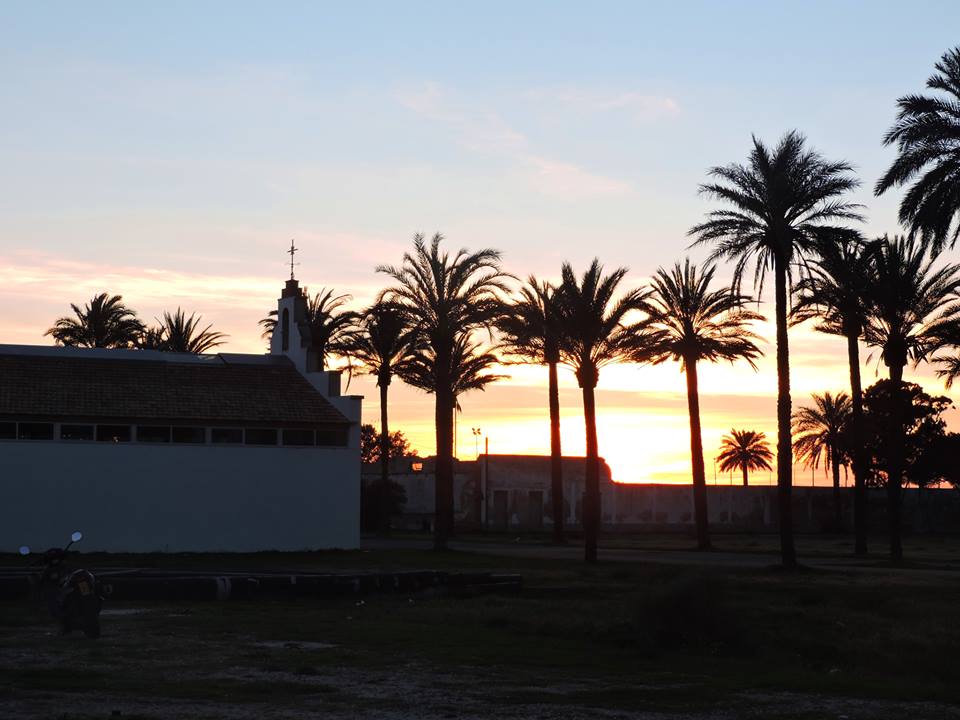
[2,2,959,480]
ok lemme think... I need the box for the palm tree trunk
[548,361,565,544]
[685,359,710,550]
[831,453,842,532]
[378,381,391,535]
[774,258,797,569]
[847,332,868,555]
[582,383,600,563]
[434,385,455,551]
[887,364,905,560]
[742,465,749,487]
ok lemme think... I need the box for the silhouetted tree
[717,430,773,487]
[46,293,145,348]
[139,308,226,353]
[497,277,567,543]
[792,235,874,553]
[641,260,763,550]
[876,47,960,253]
[556,259,652,563]
[862,235,960,559]
[349,302,420,532]
[689,131,862,568]
[360,424,413,464]
[792,392,852,531]
[379,234,509,550]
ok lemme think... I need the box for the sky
[2,1,960,484]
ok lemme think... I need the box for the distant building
[0,278,362,552]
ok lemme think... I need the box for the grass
[3,537,960,718]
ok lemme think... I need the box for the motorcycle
[19,531,103,638]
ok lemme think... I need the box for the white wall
[1,441,360,552]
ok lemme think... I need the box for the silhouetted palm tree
[379,233,509,550]
[717,430,773,487]
[346,301,421,533]
[862,234,960,559]
[46,293,145,348]
[497,277,568,543]
[556,259,652,563]
[876,47,960,253]
[791,235,874,554]
[261,288,357,369]
[641,260,763,551]
[689,131,862,568]
[139,308,226,354]
[793,392,852,530]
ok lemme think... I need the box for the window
[281,308,289,351]
[61,424,95,441]
[211,428,243,444]
[244,428,277,446]
[0,422,16,440]
[137,426,171,443]
[315,427,348,447]
[96,425,131,443]
[18,423,54,440]
[282,429,315,446]
[411,461,423,473]
[172,426,205,444]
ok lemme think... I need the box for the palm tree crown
[556,259,651,387]
[792,391,852,472]
[261,288,358,369]
[46,293,145,348]
[497,277,562,366]
[689,131,863,289]
[862,235,960,377]
[876,47,960,252]
[717,430,774,481]
[399,333,505,400]
[641,260,763,368]
[347,302,420,387]
[139,308,226,354]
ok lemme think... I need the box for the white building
[0,278,362,552]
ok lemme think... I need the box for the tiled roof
[0,348,350,426]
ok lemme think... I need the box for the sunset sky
[3,2,960,483]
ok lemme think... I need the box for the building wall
[2,441,360,552]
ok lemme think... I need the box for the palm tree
[791,235,874,554]
[556,259,652,563]
[862,234,960,559]
[641,260,763,551]
[46,292,145,348]
[792,392,852,531]
[346,302,420,533]
[717,430,773,487]
[139,308,227,354]
[689,131,862,568]
[497,277,567,543]
[876,47,960,253]
[261,288,357,369]
[378,233,509,550]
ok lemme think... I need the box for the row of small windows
[0,422,347,447]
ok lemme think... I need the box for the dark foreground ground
[3,533,960,719]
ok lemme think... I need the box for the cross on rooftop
[288,239,299,280]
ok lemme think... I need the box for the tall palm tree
[497,277,568,543]
[346,301,420,533]
[791,234,874,554]
[379,233,509,550]
[139,308,227,354]
[717,430,773,487]
[556,259,652,563]
[641,260,763,551]
[792,392,852,531]
[862,234,960,559]
[46,293,145,348]
[689,131,862,568]
[261,288,357,369]
[876,47,960,253]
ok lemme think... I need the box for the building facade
[1,278,362,552]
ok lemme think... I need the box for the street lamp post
[471,427,482,459]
